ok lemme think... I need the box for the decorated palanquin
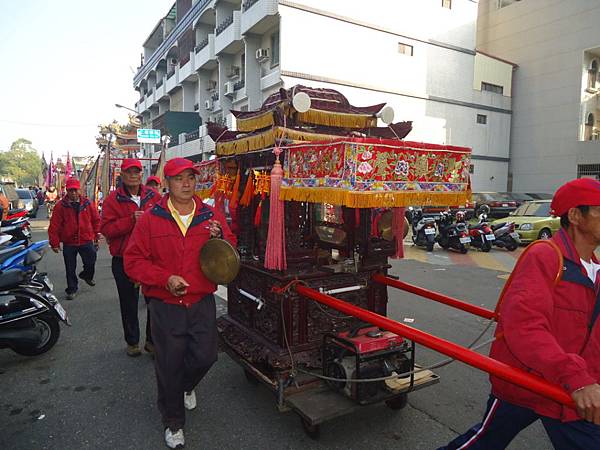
[198,86,470,405]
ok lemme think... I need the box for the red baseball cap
[146,176,161,185]
[551,178,600,216]
[121,158,142,171]
[65,178,81,190]
[164,158,199,177]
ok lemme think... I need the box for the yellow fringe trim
[236,111,275,132]
[279,187,469,209]
[297,109,377,129]
[216,129,276,156]
[276,127,339,142]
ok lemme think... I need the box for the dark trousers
[111,256,151,346]
[149,295,218,431]
[438,395,600,450]
[63,243,96,294]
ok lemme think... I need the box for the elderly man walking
[124,157,236,449]
[100,159,161,357]
[48,178,100,300]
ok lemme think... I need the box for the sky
[0,0,173,162]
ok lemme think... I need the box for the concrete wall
[477,0,600,192]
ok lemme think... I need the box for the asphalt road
[1,210,552,449]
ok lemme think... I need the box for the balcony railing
[216,14,234,36]
[186,130,200,141]
[195,37,209,53]
[233,79,245,90]
[243,0,260,11]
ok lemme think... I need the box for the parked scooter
[491,221,520,251]
[0,246,69,356]
[409,207,437,252]
[4,208,28,222]
[460,208,495,252]
[0,217,31,244]
[435,211,471,254]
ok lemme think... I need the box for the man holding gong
[124,157,236,449]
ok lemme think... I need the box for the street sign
[137,128,161,144]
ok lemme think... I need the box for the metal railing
[168,136,179,147]
[134,0,211,85]
[216,14,234,36]
[186,130,200,141]
[195,37,209,53]
[243,0,260,12]
[233,79,245,90]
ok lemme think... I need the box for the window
[442,0,452,8]
[270,32,279,67]
[477,114,487,124]
[578,164,600,180]
[241,53,245,82]
[585,113,595,140]
[481,82,504,95]
[588,60,598,90]
[398,42,413,56]
[469,164,474,174]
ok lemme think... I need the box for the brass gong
[200,238,240,284]
[377,210,410,241]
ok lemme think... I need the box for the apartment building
[477,0,600,192]
[134,0,514,191]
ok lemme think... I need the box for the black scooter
[0,249,69,356]
[435,211,470,253]
[409,208,437,252]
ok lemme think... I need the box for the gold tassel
[236,111,275,132]
[216,129,276,156]
[279,187,469,209]
[297,109,377,129]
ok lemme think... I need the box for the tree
[0,138,43,185]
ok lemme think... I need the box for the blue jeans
[438,394,600,450]
[63,243,96,294]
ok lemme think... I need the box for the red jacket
[490,228,600,421]
[100,185,160,257]
[48,196,100,247]
[123,195,236,307]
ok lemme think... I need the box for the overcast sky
[0,0,173,161]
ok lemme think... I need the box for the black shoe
[65,291,77,301]
[78,272,96,286]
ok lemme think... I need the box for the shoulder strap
[494,239,563,318]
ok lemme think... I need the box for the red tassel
[391,207,405,259]
[254,193,265,226]
[264,153,287,270]
[229,168,241,209]
[239,171,254,207]
[215,192,226,215]
[355,208,360,228]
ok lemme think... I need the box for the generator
[322,325,414,405]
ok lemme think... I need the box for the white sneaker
[184,390,196,410]
[164,428,185,449]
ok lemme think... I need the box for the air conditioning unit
[205,99,213,110]
[169,57,178,66]
[227,66,240,78]
[255,48,270,62]
[206,80,217,91]
[224,81,236,97]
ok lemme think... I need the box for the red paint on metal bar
[295,284,575,409]
[373,273,496,320]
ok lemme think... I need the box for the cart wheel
[385,393,408,410]
[243,369,259,385]
[300,417,320,440]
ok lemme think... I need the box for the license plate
[485,234,495,240]
[53,302,68,322]
[510,232,520,239]
[502,203,508,207]
[424,228,436,235]
[459,237,471,244]
[23,228,31,238]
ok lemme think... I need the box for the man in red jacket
[124,157,235,450]
[100,159,160,357]
[439,178,600,450]
[48,178,100,300]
